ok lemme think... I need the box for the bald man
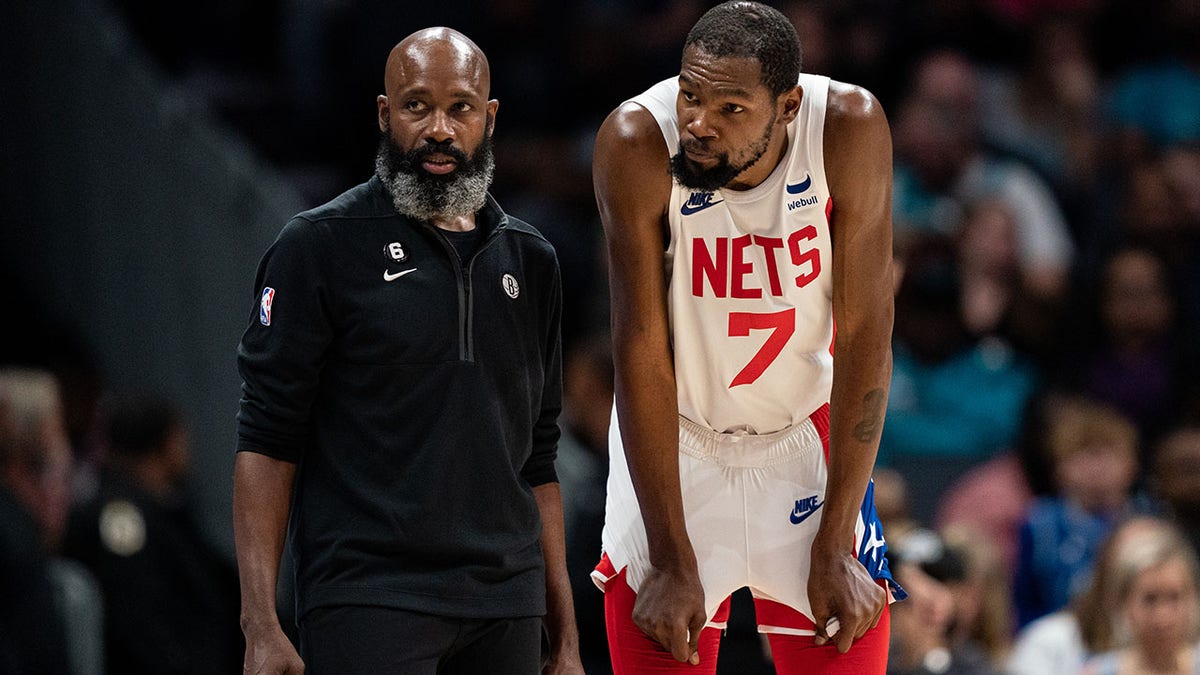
[234,28,583,674]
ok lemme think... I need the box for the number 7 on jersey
[727,308,795,387]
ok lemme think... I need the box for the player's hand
[242,622,305,674]
[633,561,708,664]
[807,540,886,654]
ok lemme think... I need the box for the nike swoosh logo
[383,268,417,281]
[789,499,824,525]
[680,199,724,216]
[785,174,812,194]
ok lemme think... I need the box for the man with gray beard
[233,27,583,675]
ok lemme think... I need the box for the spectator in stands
[936,387,1070,574]
[1106,1,1200,158]
[1068,246,1193,445]
[941,524,1014,665]
[1158,145,1200,336]
[891,50,1075,302]
[63,392,242,675]
[1008,516,1169,675]
[1013,397,1151,627]
[955,199,1059,363]
[1152,425,1200,556]
[0,368,102,675]
[977,13,1103,226]
[881,233,1038,523]
[1082,519,1200,675]
[887,528,1000,675]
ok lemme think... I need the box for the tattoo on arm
[852,389,886,443]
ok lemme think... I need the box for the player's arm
[594,102,706,664]
[233,451,304,674]
[809,81,894,653]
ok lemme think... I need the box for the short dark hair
[684,1,802,98]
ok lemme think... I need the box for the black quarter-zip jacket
[236,176,562,620]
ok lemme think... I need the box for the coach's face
[672,45,798,191]
[377,37,498,175]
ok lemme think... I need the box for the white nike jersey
[632,74,834,434]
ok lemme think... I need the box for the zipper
[463,229,504,362]
[430,223,505,362]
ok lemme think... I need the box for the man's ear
[780,85,803,124]
[486,99,499,135]
[377,94,390,133]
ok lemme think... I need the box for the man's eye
[453,102,473,112]
[724,103,744,114]
[405,100,426,111]
[681,91,697,103]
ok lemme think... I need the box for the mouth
[684,148,716,166]
[421,154,459,174]
[681,140,716,163]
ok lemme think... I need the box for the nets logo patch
[260,287,275,326]
[501,274,520,299]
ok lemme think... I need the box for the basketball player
[592,2,903,673]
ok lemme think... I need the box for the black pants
[299,605,543,675]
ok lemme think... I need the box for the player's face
[672,46,785,191]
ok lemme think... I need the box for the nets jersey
[631,74,834,434]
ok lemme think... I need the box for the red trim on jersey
[592,553,618,588]
[827,196,837,357]
[753,597,816,631]
[810,402,831,464]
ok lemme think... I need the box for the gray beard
[373,140,495,221]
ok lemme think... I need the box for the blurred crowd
[3,0,1200,673]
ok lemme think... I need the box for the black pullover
[237,176,562,620]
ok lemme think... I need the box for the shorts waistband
[677,405,827,468]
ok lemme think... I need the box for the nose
[685,108,717,140]
[424,109,454,144]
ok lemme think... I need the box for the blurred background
[1,0,1198,673]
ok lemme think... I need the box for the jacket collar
[368,174,509,235]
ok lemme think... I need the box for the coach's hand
[634,562,708,664]
[807,539,885,654]
[242,622,304,674]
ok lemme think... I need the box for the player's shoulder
[823,80,891,156]
[596,100,667,155]
[824,80,887,127]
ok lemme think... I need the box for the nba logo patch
[260,287,275,326]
